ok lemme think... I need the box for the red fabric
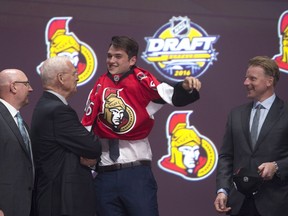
[82,67,162,140]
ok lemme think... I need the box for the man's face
[13,71,33,108]
[243,66,273,102]
[61,62,79,97]
[106,45,136,75]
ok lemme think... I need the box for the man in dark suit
[0,69,34,216]
[31,56,101,216]
[214,56,288,216]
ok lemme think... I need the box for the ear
[10,82,17,94]
[57,73,65,85]
[267,76,274,87]
[129,56,137,67]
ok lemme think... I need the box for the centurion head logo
[273,10,288,73]
[99,88,136,134]
[158,111,218,181]
[37,17,98,86]
[142,16,219,82]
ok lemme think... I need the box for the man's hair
[110,36,139,59]
[39,56,72,87]
[248,56,280,86]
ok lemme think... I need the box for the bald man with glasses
[0,68,34,216]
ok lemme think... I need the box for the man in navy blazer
[214,56,288,216]
[31,56,101,216]
[0,69,34,216]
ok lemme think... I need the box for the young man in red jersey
[82,36,201,216]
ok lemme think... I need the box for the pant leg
[94,171,126,216]
[119,166,159,216]
[231,197,261,216]
[94,165,159,216]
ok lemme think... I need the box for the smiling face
[106,45,136,75]
[243,65,274,102]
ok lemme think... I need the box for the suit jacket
[216,96,288,216]
[30,92,101,216]
[0,102,34,216]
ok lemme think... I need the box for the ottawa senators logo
[273,10,288,73]
[158,111,218,181]
[36,17,97,86]
[99,88,136,134]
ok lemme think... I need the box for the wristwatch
[273,161,280,176]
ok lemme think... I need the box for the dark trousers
[94,165,159,216]
[232,196,261,216]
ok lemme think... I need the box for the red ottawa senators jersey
[82,66,166,140]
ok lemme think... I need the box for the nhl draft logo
[273,10,288,73]
[37,17,98,86]
[158,111,218,181]
[142,16,219,82]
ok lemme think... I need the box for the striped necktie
[250,104,263,148]
[16,112,30,152]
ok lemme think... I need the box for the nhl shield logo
[171,16,190,36]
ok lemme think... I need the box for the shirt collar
[254,94,276,110]
[0,98,19,118]
[46,90,68,105]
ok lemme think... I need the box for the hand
[182,77,201,92]
[80,157,97,168]
[0,209,4,216]
[258,162,277,180]
[214,193,231,213]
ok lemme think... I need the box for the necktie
[109,139,119,162]
[16,112,30,152]
[250,104,263,148]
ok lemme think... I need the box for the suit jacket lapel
[0,102,32,158]
[241,102,254,150]
[255,97,284,150]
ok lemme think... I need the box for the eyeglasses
[13,81,31,87]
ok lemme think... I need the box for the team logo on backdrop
[36,17,97,86]
[98,88,136,134]
[158,111,218,181]
[142,16,219,82]
[273,10,288,73]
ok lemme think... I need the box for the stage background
[1,0,288,215]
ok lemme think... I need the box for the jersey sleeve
[81,81,100,130]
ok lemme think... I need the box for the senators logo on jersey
[99,88,136,134]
